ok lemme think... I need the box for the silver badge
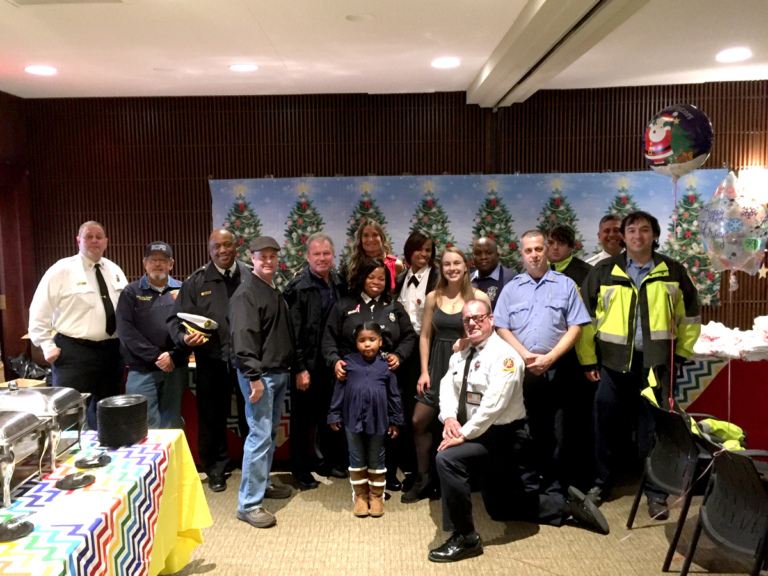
[389,312,396,322]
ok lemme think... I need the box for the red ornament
[300,236,307,244]
[576,241,581,249]
[490,198,497,207]
[446,242,453,248]
[707,273,714,280]
[280,263,286,270]
[486,216,492,222]
[236,220,241,226]
[238,238,244,245]
[510,242,516,250]
[554,198,562,206]
[688,195,695,202]
[695,260,700,267]
[685,230,692,239]
[298,251,302,256]
[364,200,371,209]
[427,199,434,208]
[681,246,686,251]
[301,201,308,209]
[423,216,429,223]
[298,219,304,225]
[238,203,245,211]
[550,215,556,221]
[683,212,690,219]
[620,196,627,204]
[489,234,494,240]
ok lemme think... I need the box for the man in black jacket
[546,224,593,287]
[282,232,347,488]
[169,229,250,493]
[117,241,188,429]
[230,236,295,529]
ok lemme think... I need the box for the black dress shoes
[318,464,348,479]
[294,472,319,490]
[566,486,610,535]
[428,532,483,563]
[386,474,402,492]
[208,474,226,493]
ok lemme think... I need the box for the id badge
[466,392,483,405]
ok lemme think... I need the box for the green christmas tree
[662,176,721,306]
[467,181,522,272]
[594,178,641,254]
[223,186,263,263]
[274,183,326,290]
[537,179,585,259]
[341,182,392,263]
[409,181,456,257]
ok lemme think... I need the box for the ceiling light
[431,57,460,69]
[25,65,57,76]
[229,63,259,72]
[716,47,752,63]
[346,14,375,23]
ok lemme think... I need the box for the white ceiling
[0,0,766,105]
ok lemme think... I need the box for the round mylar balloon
[698,172,768,275]
[643,104,713,179]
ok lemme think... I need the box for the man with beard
[117,241,188,429]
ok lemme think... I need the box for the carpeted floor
[172,470,756,576]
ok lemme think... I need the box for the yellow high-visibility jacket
[576,252,701,372]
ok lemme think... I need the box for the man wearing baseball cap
[229,236,295,528]
[117,241,189,428]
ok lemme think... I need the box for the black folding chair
[680,448,768,576]
[626,401,716,572]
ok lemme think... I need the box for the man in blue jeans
[116,241,188,428]
[229,236,295,529]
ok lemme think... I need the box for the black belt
[55,333,119,349]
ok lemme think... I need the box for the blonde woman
[401,247,491,503]
[343,220,404,290]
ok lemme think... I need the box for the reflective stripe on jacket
[576,252,701,372]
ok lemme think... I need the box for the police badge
[389,312,396,322]
[487,286,498,302]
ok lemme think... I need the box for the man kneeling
[428,300,610,563]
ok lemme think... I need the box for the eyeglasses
[461,313,489,326]
[146,258,170,264]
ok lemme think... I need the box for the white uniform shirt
[28,254,128,354]
[397,265,434,335]
[438,332,525,440]
[585,249,623,266]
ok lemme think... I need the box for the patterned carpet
[171,470,754,576]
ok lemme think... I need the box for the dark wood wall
[9,80,768,329]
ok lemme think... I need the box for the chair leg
[663,488,694,572]
[680,516,704,576]
[626,470,646,529]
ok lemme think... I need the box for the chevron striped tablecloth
[0,429,213,576]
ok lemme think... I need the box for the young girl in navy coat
[328,322,404,517]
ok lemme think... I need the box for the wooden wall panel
[0,91,27,166]
[18,81,768,329]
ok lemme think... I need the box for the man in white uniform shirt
[29,221,128,428]
[428,300,609,563]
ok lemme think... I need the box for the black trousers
[51,334,123,430]
[436,420,566,536]
[290,367,346,475]
[594,354,668,502]
[195,356,245,477]
[522,365,565,492]
[559,349,597,491]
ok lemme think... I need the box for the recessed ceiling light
[431,57,460,69]
[716,47,752,63]
[25,65,57,76]
[229,63,259,72]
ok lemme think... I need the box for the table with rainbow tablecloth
[0,429,213,576]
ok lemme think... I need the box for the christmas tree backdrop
[408,181,455,257]
[537,179,585,259]
[274,183,326,290]
[222,186,263,263]
[662,176,721,306]
[341,182,392,264]
[467,181,522,272]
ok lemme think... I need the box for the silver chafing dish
[0,383,87,473]
[0,410,49,508]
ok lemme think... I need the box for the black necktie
[369,299,376,312]
[408,275,420,288]
[94,263,116,336]
[550,263,556,271]
[456,348,477,425]
[224,269,232,279]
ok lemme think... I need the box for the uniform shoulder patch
[502,357,516,372]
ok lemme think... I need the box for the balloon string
[727,271,733,421]
[673,178,679,239]
[670,177,678,408]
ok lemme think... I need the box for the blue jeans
[125,368,187,429]
[237,369,288,513]
[345,429,386,470]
